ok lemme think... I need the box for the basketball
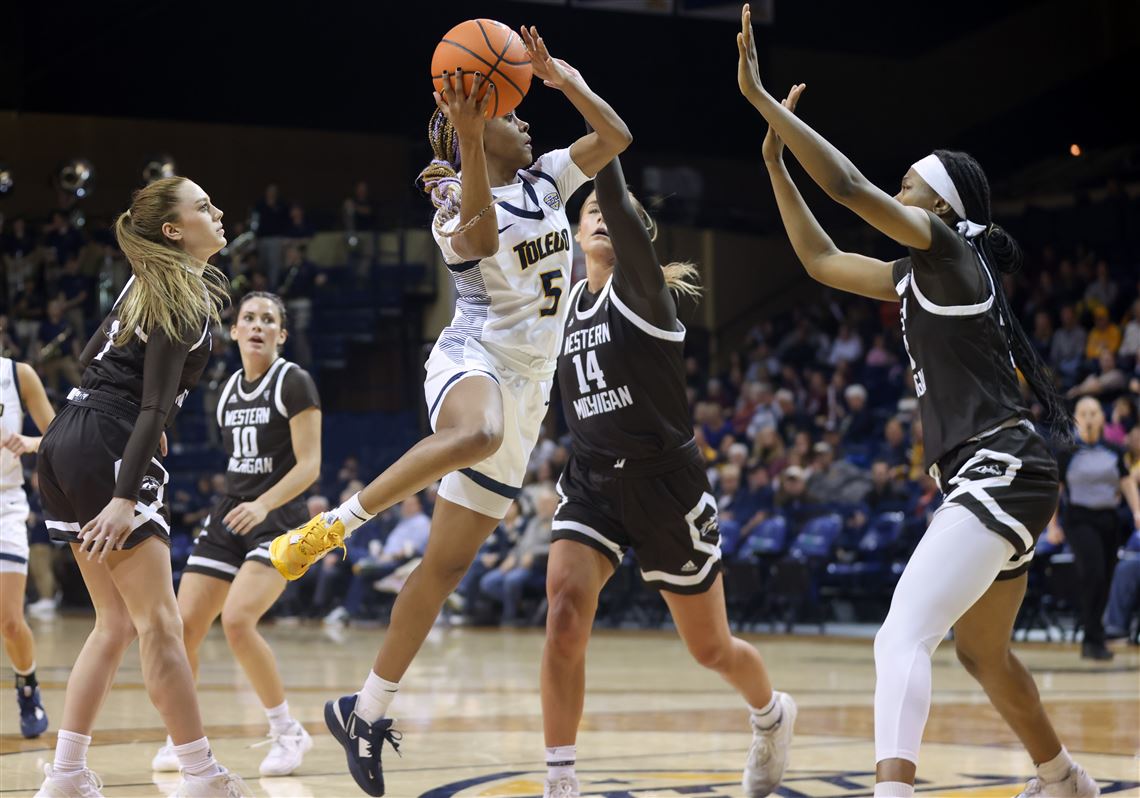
[431,19,532,119]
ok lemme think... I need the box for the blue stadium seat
[738,516,789,560]
[788,513,843,560]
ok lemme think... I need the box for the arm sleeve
[113,329,190,500]
[594,156,678,329]
[280,365,321,417]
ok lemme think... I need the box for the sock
[1036,747,1074,783]
[546,745,576,781]
[54,730,91,775]
[355,670,399,724]
[749,692,782,730]
[334,492,376,536]
[172,736,222,779]
[265,700,294,734]
[14,662,37,695]
[873,782,914,797]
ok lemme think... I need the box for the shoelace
[1020,777,1044,797]
[297,517,346,559]
[249,726,304,751]
[747,732,775,767]
[220,772,252,798]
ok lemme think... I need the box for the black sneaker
[18,686,49,738]
[1080,642,1114,661]
[325,694,401,796]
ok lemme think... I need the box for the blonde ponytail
[112,177,228,346]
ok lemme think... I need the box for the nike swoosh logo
[497,223,514,234]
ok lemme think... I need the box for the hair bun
[986,223,1023,274]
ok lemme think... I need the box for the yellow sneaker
[269,513,347,581]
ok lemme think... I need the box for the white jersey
[432,148,589,379]
[0,357,25,493]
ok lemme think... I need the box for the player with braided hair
[270,24,630,797]
[736,6,1097,797]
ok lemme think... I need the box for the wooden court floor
[1,616,1137,797]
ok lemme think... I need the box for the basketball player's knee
[689,636,733,672]
[453,422,504,464]
[546,585,592,654]
[425,556,471,593]
[94,611,137,649]
[221,608,257,648]
[134,604,184,644]
[955,639,1007,680]
[0,611,27,640]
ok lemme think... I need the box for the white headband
[911,154,987,239]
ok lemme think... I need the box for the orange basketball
[431,19,532,119]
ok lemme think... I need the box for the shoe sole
[325,700,385,797]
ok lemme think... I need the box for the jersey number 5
[232,426,259,458]
[538,270,563,317]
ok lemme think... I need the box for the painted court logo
[420,768,1139,798]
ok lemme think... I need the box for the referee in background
[1048,397,1140,660]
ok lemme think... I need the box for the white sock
[355,670,399,724]
[334,492,376,535]
[1037,747,1074,783]
[53,730,91,775]
[874,782,914,797]
[545,745,576,781]
[749,692,782,730]
[265,700,293,734]
[172,736,222,778]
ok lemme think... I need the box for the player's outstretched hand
[737,3,767,102]
[519,26,581,90]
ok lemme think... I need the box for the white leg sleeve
[873,503,1015,764]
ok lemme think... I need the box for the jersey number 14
[572,351,607,394]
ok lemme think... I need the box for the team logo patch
[970,463,1004,476]
[140,476,162,494]
[543,191,562,210]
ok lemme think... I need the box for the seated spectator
[752,426,787,476]
[744,382,779,439]
[278,244,327,369]
[324,494,431,624]
[695,400,732,451]
[1067,350,1127,399]
[1085,305,1122,360]
[35,299,82,396]
[716,464,747,521]
[774,465,819,526]
[285,203,314,239]
[344,180,375,232]
[806,442,871,505]
[0,217,36,258]
[874,417,910,470]
[840,384,875,448]
[862,460,909,513]
[479,489,555,625]
[864,334,895,368]
[56,255,89,335]
[43,211,83,265]
[1104,533,1140,641]
[1030,310,1053,363]
[1050,305,1086,381]
[1118,298,1140,364]
[1084,260,1119,313]
[828,323,864,366]
[448,502,523,617]
[254,184,290,237]
[734,467,775,546]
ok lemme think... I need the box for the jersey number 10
[232,426,259,458]
[572,351,607,394]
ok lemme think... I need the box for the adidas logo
[681,560,698,573]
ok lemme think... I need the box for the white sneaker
[1016,764,1100,797]
[28,598,58,619]
[323,606,349,626]
[256,721,313,777]
[169,766,253,797]
[152,736,180,771]
[742,691,797,797]
[544,774,580,798]
[34,764,104,797]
